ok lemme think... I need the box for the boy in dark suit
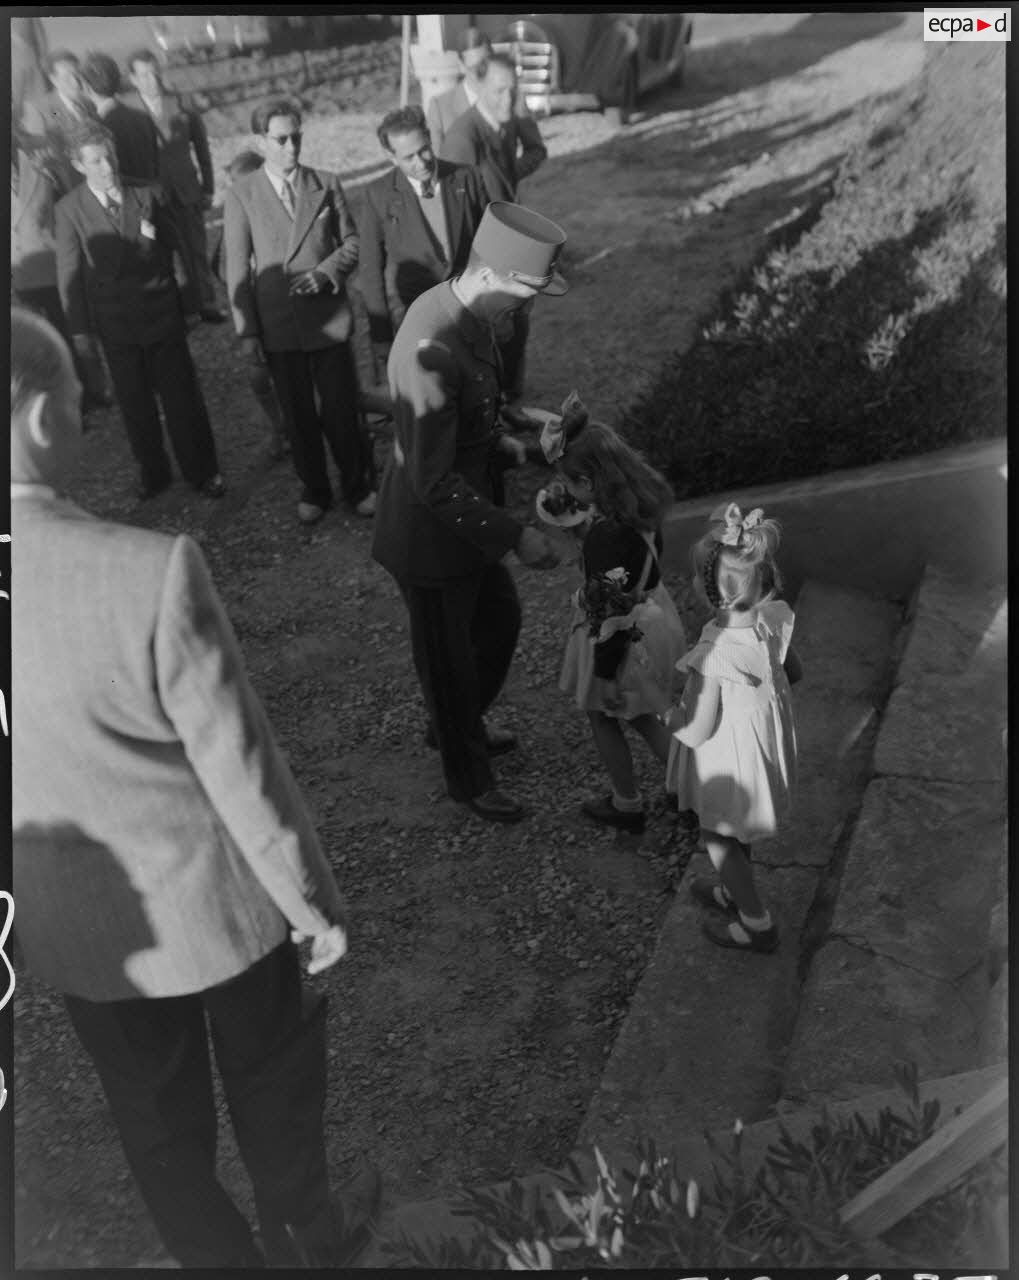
[223,96,374,525]
[126,48,226,323]
[55,120,224,500]
[358,104,489,380]
[79,51,160,184]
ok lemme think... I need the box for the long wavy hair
[691,504,784,612]
[558,422,674,532]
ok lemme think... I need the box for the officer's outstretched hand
[516,526,560,570]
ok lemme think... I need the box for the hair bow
[719,502,764,546]
[540,389,589,463]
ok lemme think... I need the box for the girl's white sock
[737,909,773,932]
[611,789,644,813]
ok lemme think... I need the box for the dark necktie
[105,194,121,225]
[280,179,296,219]
[420,177,435,199]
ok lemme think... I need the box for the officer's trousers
[400,563,522,800]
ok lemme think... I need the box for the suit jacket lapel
[287,167,326,262]
[391,170,432,259]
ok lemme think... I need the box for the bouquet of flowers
[582,567,644,641]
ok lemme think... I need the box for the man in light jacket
[223,96,375,525]
[10,306,381,1269]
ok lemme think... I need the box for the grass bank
[626,43,1006,499]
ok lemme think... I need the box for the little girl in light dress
[665,503,801,952]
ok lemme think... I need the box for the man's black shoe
[138,476,172,501]
[196,474,226,499]
[465,789,525,824]
[581,794,646,834]
[263,1164,382,1268]
[199,307,228,324]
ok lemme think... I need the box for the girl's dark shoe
[689,877,737,915]
[465,789,525,824]
[702,917,779,953]
[581,794,646,833]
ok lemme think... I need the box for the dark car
[446,12,693,121]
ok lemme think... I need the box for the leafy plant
[378,1062,1007,1268]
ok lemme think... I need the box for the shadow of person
[12,822,159,998]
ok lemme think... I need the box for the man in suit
[37,50,96,198]
[358,104,489,384]
[224,96,375,525]
[55,120,224,500]
[79,51,160,185]
[13,92,113,414]
[439,53,547,205]
[126,48,226,324]
[10,305,382,1268]
[372,202,566,824]
[425,26,492,153]
[439,53,548,417]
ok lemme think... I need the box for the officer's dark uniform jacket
[372,281,523,585]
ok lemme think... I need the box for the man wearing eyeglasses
[223,97,376,525]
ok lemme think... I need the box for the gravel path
[13,12,927,1267]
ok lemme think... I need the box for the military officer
[372,202,567,823]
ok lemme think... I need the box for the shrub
[380,1063,1006,1268]
[626,45,1005,499]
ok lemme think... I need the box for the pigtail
[695,505,783,611]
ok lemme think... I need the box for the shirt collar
[57,91,82,118]
[475,99,503,135]
[264,165,300,199]
[406,168,440,198]
[140,92,163,115]
[463,78,479,107]
[88,183,122,209]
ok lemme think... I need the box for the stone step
[782,565,1007,1109]
[573,579,903,1165]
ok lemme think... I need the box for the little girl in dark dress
[537,395,686,833]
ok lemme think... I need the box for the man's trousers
[266,344,374,509]
[63,941,331,1268]
[102,332,219,491]
[400,562,522,801]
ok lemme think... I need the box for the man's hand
[290,269,330,297]
[496,434,527,467]
[516,526,560,570]
[240,336,266,365]
[291,924,348,975]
